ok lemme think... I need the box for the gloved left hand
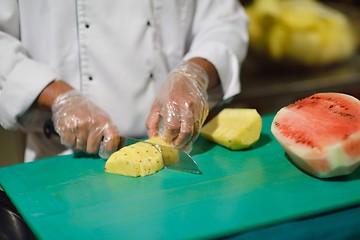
[146,61,209,153]
[51,90,120,159]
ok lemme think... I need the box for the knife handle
[43,119,58,139]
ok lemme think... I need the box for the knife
[43,119,202,175]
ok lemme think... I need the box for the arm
[0,2,119,158]
[183,0,249,101]
[146,1,248,152]
[0,2,59,130]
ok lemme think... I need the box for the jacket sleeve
[0,1,58,130]
[183,0,249,104]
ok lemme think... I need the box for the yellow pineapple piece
[200,108,262,150]
[145,137,179,165]
[268,24,288,59]
[105,142,163,177]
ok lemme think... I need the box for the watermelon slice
[271,92,360,178]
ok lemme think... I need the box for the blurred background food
[245,0,358,68]
[210,0,360,120]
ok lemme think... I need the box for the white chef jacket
[0,0,248,161]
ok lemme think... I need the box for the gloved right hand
[51,90,120,158]
[146,61,210,153]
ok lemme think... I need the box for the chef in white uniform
[0,0,248,162]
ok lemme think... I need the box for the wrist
[36,80,74,111]
[51,89,86,114]
[174,61,209,91]
[187,58,219,90]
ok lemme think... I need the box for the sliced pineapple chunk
[145,137,179,165]
[105,142,163,177]
[200,108,262,150]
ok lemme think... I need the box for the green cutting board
[1,114,360,240]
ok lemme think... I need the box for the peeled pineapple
[105,137,181,177]
[246,0,357,67]
[105,141,163,177]
[200,108,262,150]
[145,137,179,165]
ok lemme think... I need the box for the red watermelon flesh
[271,92,360,178]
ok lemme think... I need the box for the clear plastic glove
[146,62,209,153]
[51,90,120,158]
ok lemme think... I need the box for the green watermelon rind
[271,92,360,178]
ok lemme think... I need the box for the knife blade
[122,137,202,175]
[43,119,202,175]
